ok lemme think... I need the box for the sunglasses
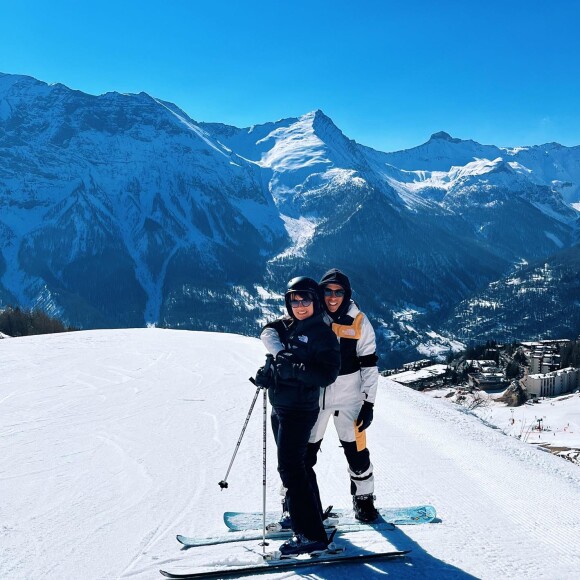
[290,299,313,308]
[324,288,345,298]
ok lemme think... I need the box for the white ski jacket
[321,302,378,410]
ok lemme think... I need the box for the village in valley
[383,338,580,466]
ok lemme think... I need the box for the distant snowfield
[276,214,319,258]
[428,388,580,450]
[487,395,580,467]
[1,329,580,579]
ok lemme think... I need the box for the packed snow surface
[389,364,448,385]
[1,329,580,579]
[437,389,580,450]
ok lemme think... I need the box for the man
[307,268,379,522]
[259,276,341,555]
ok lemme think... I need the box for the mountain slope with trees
[1,73,579,364]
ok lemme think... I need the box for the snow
[389,364,448,385]
[376,149,579,217]
[391,306,463,360]
[153,98,230,158]
[257,112,331,172]
[229,197,285,244]
[477,393,580,449]
[1,329,580,579]
[424,387,580,458]
[275,214,320,258]
[544,231,565,248]
[254,285,283,301]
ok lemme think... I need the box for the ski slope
[1,329,579,579]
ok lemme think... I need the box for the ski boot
[353,493,379,522]
[279,533,329,557]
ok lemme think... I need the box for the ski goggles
[323,288,345,298]
[290,299,313,308]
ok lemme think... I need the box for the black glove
[275,351,304,381]
[254,365,274,389]
[356,401,374,432]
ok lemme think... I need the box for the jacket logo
[332,313,363,340]
[298,335,309,343]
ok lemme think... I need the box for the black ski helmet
[284,276,321,318]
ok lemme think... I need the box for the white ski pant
[308,406,374,497]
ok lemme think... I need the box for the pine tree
[571,341,580,368]
[0,306,75,337]
[506,361,520,379]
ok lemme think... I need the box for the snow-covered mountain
[1,72,579,363]
[0,73,287,331]
[197,110,580,361]
[1,329,579,578]
[376,130,580,205]
[443,243,580,344]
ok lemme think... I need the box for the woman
[260,276,340,556]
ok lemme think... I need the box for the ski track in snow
[1,329,579,579]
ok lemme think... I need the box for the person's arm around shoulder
[260,320,286,357]
[300,323,341,388]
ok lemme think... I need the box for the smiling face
[290,292,314,320]
[323,283,345,314]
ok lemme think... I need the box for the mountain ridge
[1,72,579,364]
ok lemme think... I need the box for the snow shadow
[320,525,480,579]
[174,527,477,578]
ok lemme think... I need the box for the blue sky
[1,0,579,151]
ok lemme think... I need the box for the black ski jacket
[261,313,340,411]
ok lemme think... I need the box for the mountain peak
[300,108,335,128]
[0,72,48,95]
[305,109,349,142]
[429,131,462,143]
[311,108,330,121]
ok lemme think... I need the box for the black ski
[159,549,410,578]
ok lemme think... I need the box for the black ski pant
[305,440,324,517]
[271,406,327,543]
[305,439,372,498]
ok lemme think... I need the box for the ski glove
[255,365,274,389]
[356,401,374,432]
[274,351,305,381]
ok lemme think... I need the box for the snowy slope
[428,388,580,451]
[1,329,579,579]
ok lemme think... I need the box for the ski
[160,549,410,578]
[177,529,304,548]
[176,520,395,548]
[224,504,436,532]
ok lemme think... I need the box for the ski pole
[218,354,274,490]
[261,371,268,551]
